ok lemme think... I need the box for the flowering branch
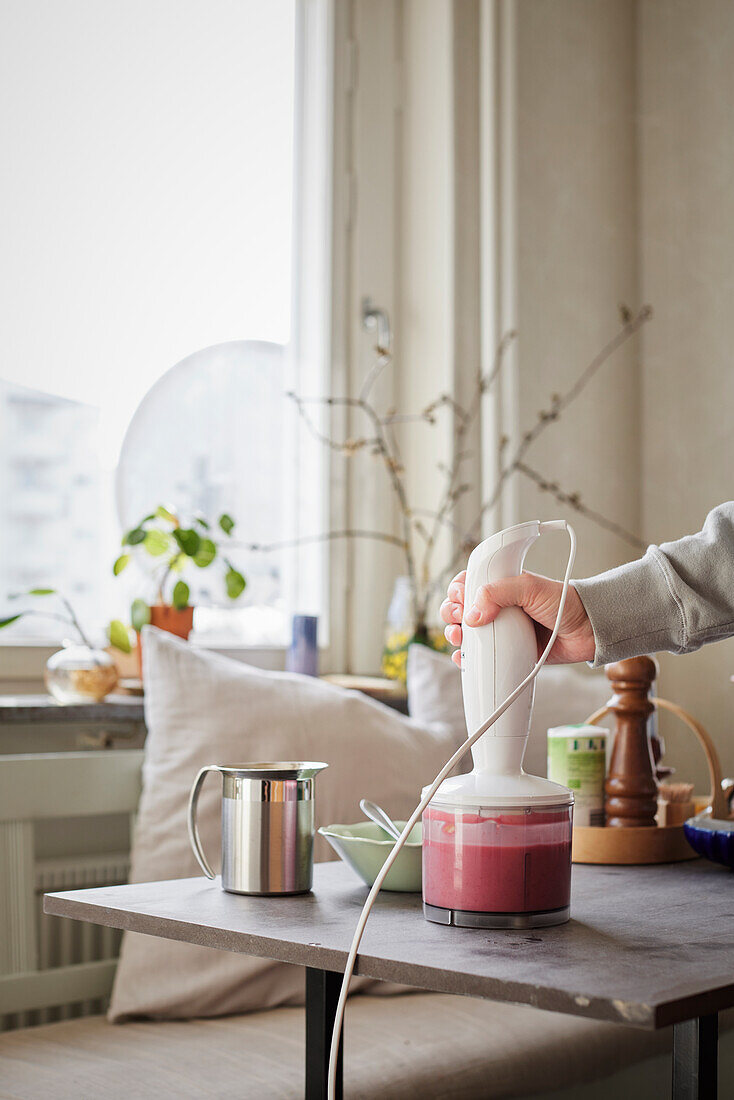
[286,304,653,630]
[425,304,653,608]
[516,463,647,551]
[233,529,407,553]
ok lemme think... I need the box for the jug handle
[187,765,221,879]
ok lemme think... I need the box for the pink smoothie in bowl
[422,804,572,917]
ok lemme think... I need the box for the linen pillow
[406,644,610,777]
[109,628,465,1022]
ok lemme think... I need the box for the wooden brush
[657,782,695,827]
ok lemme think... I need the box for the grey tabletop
[0,694,144,724]
[45,859,734,1030]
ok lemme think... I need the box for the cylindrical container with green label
[547,725,608,827]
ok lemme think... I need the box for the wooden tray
[571,695,727,865]
[572,823,696,865]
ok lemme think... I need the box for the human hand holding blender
[441,569,595,666]
[442,501,734,668]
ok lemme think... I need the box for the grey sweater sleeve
[573,502,734,667]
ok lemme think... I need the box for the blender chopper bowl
[422,520,575,929]
[422,797,573,928]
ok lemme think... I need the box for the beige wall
[511,0,641,582]
[638,0,734,790]
[508,0,734,789]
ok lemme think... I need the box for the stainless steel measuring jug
[187,762,328,895]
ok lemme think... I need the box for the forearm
[573,502,734,667]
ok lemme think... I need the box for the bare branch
[359,343,393,403]
[55,592,95,650]
[472,306,652,536]
[381,413,436,426]
[288,385,418,613]
[476,328,518,405]
[411,507,463,534]
[516,463,647,551]
[422,393,471,427]
[428,305,653,603]
[416,330,518,612]
[287,306,653,631]
[287,392,380,453]
[233,529,407,553]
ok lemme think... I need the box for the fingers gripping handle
[187,765,221,879]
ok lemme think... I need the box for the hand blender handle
[461,523,545,761]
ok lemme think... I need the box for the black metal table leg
[306,967,343,1100]
[673,1014,718,1099]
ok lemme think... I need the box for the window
[0,0,331,651]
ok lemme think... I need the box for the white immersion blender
[422,520,574,929]
[327,520,577,1100]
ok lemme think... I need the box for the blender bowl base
[423,901,570,929]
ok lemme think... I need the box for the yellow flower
[381,629,450,684]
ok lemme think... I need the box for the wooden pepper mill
[604,657,659,827]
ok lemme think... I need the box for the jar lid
[424,771,574,809]
[547,725,609,738]
[216,761,328,781]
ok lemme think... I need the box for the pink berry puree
[422,805,572,914]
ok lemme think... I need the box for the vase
[381,577,450,684]
[45,645,119,704]
[286,614,319,677]
[136,605,195,678]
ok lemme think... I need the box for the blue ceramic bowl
[683,814,734,869]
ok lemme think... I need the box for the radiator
[1,851,130,1031]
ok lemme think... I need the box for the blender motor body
[422,521,574,929]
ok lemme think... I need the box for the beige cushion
[109,629,465,1022]
[407,645,610,776]
[0,993,675,1100]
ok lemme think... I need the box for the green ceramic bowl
[318,821,422,892]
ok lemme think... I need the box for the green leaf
[0,614,21,628]
[193,538,217,568]
[156,504,178,524]
[143,529,170,556]
[225,567,246,599]
[130,598,151,633]
[173,528,200,557]
[172,580,190,609]
[193,515,210,530]
[27,587,56,596]
[218,513,235,536]
[108,619,131,653]
[113,554,130,576]
[124,527,146,546]
[169,553,186,573]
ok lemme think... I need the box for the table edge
[45,890,734,1030]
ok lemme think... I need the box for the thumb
[463,575,529,626]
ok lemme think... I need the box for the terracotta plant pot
[136,605,195,679]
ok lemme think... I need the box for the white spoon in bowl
[359,798,402,841]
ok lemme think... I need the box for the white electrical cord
[326,521,577,1100]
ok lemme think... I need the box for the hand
[439,570,595,667]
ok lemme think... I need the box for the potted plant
[109,505,246,674]
[0,589,119,703]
